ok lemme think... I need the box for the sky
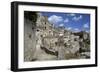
[41,12,90,32]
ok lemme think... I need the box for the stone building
[24,12,90,61]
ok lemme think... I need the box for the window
[55,42,57,46]
[41,35,43,37]
[45,27,46,29]
[29,34,31,38]
[74,38,77,41]
[32,27,34,30]
[37,29,39,31]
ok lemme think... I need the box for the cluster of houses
[24,12,90,61]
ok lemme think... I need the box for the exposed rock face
[24,12,90,61]
[24,12,37,61]
[24,18,37,61]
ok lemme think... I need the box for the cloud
[86,30,90,33]
[65,27,72,31]
[83,23,89,28]
[74,28,80,32]
[59,24,64,27]
[48,15,63,24]
[67,13,76,16]
[67,27,72,30]
[72,15,82,21]
[64,18,69,23]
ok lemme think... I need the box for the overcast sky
[41,12,90,32]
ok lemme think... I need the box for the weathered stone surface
[24,18,37,61]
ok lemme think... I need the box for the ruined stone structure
[24,12,90,61]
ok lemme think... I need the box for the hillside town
[24,12,90,61]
